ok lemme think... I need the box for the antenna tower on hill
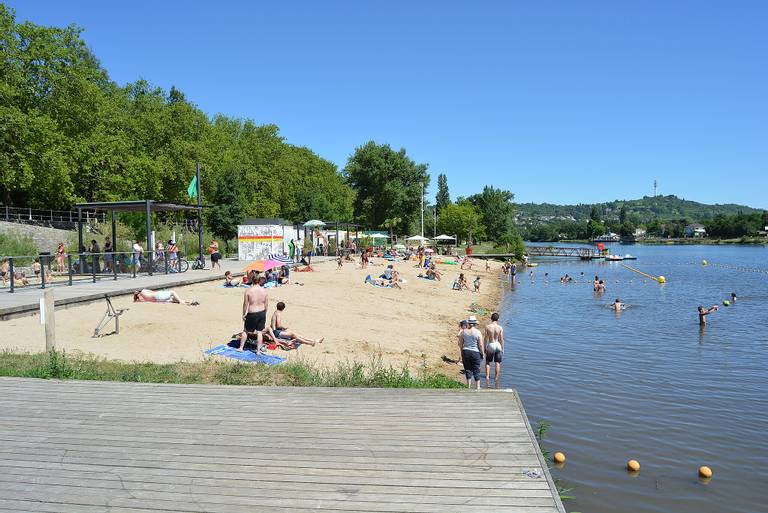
[653,179,658,197]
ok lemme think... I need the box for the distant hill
[516,195,762,224]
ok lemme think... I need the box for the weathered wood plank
[0,378,565,513]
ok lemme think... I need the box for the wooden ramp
[0,378,565,513]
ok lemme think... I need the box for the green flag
[187,175,198,199]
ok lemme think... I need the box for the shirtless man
[133,288,198,305]
[611,298,624,312]
[238,279,269,352]
[698,305,719,326]
[270,302,324,347]
[484,313,505,387]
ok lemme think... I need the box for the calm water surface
[498,244,768,513]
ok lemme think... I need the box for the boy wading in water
[484,313,504,387]
[458,316,484,390]
[698,305,719,326]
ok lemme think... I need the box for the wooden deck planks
[0,378,565,513]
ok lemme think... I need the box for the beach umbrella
[368,233,389,239]
[393,243,406,250]
[433,234,456,240]
[244,259,284,273]
[303,220,326,228]
[406,235,429,241]
[269,254,292,263]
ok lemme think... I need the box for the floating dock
[0,378,565,513]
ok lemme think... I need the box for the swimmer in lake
[731,292,737,302]
[593,275,600,291]
[698,305,719,325]
[611,298,624,312]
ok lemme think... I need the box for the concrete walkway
[0,260,246,320]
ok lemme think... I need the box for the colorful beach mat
[204,344,286,366]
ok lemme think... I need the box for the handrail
[1,205,106,224]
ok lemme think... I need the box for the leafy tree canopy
[343,141,429,234]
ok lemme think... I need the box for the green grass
[0,231,38,262]
[0,350,464,389]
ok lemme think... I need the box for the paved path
[0,260,247,320]
[0,378,564,513]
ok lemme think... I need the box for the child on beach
[473,276,481,292]
[337,255,343,269]
[223,271,239,287]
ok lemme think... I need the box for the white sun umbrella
[433,234,456,240]
[303,220,326,228]
[406,235,429,241]
[368,233,389,239]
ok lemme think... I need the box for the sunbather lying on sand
[133,289,199,305]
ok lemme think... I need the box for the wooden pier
[0,378,565,513]
[474,245,597,260]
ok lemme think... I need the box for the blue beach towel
[204,345,285,366]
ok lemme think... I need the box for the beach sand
[0,257,503,376]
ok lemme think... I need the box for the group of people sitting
[225,266,291,288]
[365,264,405,289]
[452,272,481,292]
[1,258,53,287]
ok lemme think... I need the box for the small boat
[525,262,539,267]
[623,254,637,260]
[605,255,624,261]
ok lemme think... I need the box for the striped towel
[270,254,292,263]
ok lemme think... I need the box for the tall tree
[467,186,515,241]
[435,173,450,216]
[343,141,429,234]
[436,201,485,245]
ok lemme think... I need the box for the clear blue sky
[8,1,768,208]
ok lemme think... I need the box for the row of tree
[0,5,524,255]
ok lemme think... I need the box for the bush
[0,231,38,259]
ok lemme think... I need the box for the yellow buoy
[657,276,666,284]
[723,300,730,306]
[627,459,640,472]
[699,466,713,478]
[702,260,708,266]
[553,452,566,464]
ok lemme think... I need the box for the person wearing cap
[458,315,484,389]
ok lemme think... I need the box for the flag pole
[196,162,203,268]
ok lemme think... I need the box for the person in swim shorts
[238,279,269,352]
[484,312,504,387]
[133,289,198,305]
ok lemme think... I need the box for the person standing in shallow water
[484,313,505,388]
[698,305,719,325]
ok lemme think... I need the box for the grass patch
[0,231,38,262]
[535,420,575,502]
[0,350,464,389]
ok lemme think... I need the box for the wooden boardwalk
[0,378,565,513]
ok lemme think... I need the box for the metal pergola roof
[73,200,207,212]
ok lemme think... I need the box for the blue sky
[8,1,768,208]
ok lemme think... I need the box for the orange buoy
[627,459,640,472]
[699,466,713,478]
[553,452,566,464]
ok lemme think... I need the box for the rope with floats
[621,264,666,283]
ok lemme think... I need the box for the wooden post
[42,289,55,351]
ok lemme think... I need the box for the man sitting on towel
[270,302,324,347]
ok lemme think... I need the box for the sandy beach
[1,257,503,376]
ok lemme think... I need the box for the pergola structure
[72,200,205,273]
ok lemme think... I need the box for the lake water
[498,244,768,513]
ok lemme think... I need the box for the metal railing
[1,251,194,293]
[1,206,106,225]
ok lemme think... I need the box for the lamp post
[420,182,424,238]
